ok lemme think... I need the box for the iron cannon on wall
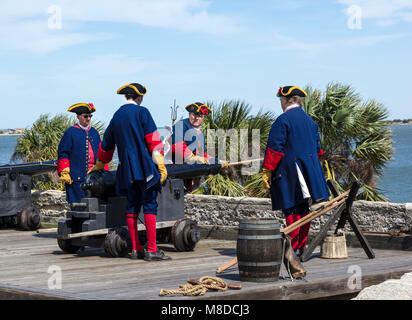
[57,163,222,256]
[0,160,57,230]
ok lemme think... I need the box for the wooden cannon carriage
[56,164,222,256]
[0,160,57,231]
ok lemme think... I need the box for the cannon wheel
[171,218,200,252]
[104,228,131,257]
[57,238,82,254]
[17,206,41,231]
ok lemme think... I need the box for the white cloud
[269,32,410,57]
[0,0,238,54]
[0,19,115,55]
[337,0,412,25]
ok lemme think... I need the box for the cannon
[57,163,222,256]
[0,160,57,230]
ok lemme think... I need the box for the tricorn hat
[117,83,147,96]
[67,103,96,115]
[276,86,307,98]
[185,102,212,115]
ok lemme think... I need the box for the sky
[0,0,412,129]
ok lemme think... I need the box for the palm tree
[12,113,105,190]
[303,82,393,201]
[193,99,276,196]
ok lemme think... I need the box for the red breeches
[126,213,158,253]
[285,213,310,250]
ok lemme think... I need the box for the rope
[279,235,294,281]
[159,276,228,297]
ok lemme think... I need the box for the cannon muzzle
[0,160,57,176]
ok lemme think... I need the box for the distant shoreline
[385,120,412,125]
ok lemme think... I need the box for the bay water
[378,125,412,203]
[0,125,411,203]
[0,135,20,165]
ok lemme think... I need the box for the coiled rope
[159,276,228,296]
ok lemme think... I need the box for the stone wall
[31,190,70,224]
[32,190,412,233]
[184,194,412,233]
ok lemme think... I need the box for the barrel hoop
[237,234,282,240]
[239,276,279,282]
[238,261,281,267]
[239,219,278,224]
[239,224,280,230]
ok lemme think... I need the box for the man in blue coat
[57,103,108,204]
[169,102,212,163]
[262,86,330,256]
[168,102,214,192]
[88,83,170,261]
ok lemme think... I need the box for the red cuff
[317,149,324,160]
[172,141,193,159]
[263,147,284,171]
[57,159,70,175]
[204,152,211,159]
[145,132,164,155]
[98,142,115,164]
[104,163,110,171]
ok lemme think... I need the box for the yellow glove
[262,168,272,190]
[153,153,168,184]
[87,160,106,175]
[221,160,229,169]
[60,168,72,185]
[186,154,209,164]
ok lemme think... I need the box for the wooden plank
[58,221,176,239]
[1,229,412,300]
[198,270,411,300]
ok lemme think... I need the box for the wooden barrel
[236,218,282,282]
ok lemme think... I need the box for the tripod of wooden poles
[216,188,351,274]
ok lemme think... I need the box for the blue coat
[100,104,161,196]
[264,107,330,210]
[170,118,208,160]
[57,126,101,203]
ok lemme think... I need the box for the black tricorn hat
[67,103,96,115]
[276,86,307,98]
[185,102,212,115]
[117,83,147,96]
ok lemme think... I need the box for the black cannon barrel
[0,160,57,176]
[166,163,222,180]
[81,163,223,198]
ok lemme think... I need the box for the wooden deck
[1,229,412,300]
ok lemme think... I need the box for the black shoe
[144,250,172,261]
[129,250,145,260]
[294,248,305,257]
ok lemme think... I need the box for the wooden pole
[280,191,349,235]
[225,158,263,167]
[36,228,58,234]
[57,221,177,240]
[216,190,350,274]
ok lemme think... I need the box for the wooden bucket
[236,218,282,282]
[320,233,348,259]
